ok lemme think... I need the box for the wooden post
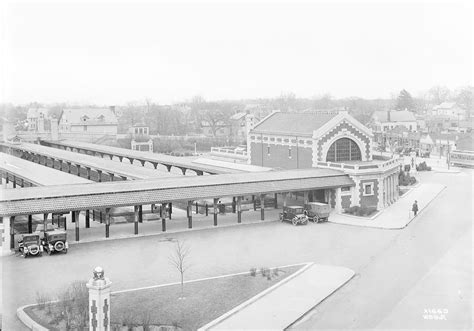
[195,201,199,214]
[187,201,193,229]
[232,197,236,213]
[274,193,278,208]
[86,167,91,180]
[43,213,48,231]
[105,208,110,238]
[13,176,16,188]
[253,195,257,211]
[97,170,102,182]
[161,203,167,232]
[134,206,139,235]
[260,194,265,220]
[28,214,32,233]
[213,198,218,226]
[283,192,288,207]
[237,196,242,223]
[139,205,143,223]
[71,210,76,223]
[74,211,80,242]
[85,210,90,228]
[10,216,15,249]
[205,203,209,216]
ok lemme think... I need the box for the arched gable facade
[313,120,372,164]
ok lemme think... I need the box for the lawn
[25,265,302,331]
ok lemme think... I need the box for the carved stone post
[87,267,112,331]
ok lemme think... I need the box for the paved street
[2,169,472,330]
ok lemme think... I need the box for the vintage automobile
[304,202,331,223]
[279,206,308,226]
[42,230,68,255]
[18,234,43,258]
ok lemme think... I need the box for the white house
[432,102,466,120]
[26,107,49,132]
[371,110,417,132]
[59,107,118,135]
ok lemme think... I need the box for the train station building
[248,110,401,212]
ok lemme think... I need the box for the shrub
[249,267,257,276]
[260,267,271,278]
[404,164,411,172]
[399,170,417,186]
[35,291,51,310]
[416,161,432,171]
[344,206,377,217]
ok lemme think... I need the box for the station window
[363,182,374,196]
[326,138,362,162]
[267,145,271,155]
[288,148,292,159]
[341,186,351,192]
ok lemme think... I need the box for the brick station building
[247,110,401,211]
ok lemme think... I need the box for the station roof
[252,112,338,136]
[0,168,354,217]
[0,153,92,186]
[44,140,243,174]
[1,142,180,180]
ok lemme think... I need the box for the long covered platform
[0,152,91,187]
[0,168,354,253]
[0,142,181,181]
[41,139,246,175]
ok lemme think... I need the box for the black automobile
[42,230,69,255]
[18,234,43,258]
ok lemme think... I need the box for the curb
[17,304,50,331]
[198,262,314,331]
[400,185,447,229]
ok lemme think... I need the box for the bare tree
[169,240,191,298]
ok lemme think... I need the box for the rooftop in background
[433,102,458,110]
[252,111,338,136]
[27,107,49,119]
[192,158,272,172]
[0,152,92,186]
[60,108,118,125]
[372,110,416,122]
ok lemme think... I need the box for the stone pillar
[274,193,278,208]
[304,191,309,204]
[139,205,143,223]
[2,216,12,255]
[232,197,236,213]
[334,188,342,213]
[377,177,384,210]
[97,170,102,183]
[187,201,193,229]
[134,206,139,235]
[283,192,288,207]
[86,167,91,180]
[87,267,112,331]
[12,176,16,188]
[9,216,15,250]
[260,194,265,220]
[213,198,218,226]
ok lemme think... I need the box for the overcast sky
[1,0,472,105]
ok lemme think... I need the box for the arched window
[326,138,362,162]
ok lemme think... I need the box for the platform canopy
[0,168,354,217]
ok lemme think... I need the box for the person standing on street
[412,200,419,216]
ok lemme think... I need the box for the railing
[316,157,402,172]
[211,147,247,159]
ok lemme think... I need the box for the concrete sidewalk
[329,183,446,229]
[202,263,355,330]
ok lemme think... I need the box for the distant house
[129,124,153,152]
[26,107,49,132]
[371,110,417,132]
[229,112,248,144]
[59,107,118,135]
[432,102,466,119]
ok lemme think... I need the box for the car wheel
[54,241,65,252]
[292,218,298,226]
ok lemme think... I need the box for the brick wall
[341,195,351,209]
[359,178,379,209]
[250,142,312,169]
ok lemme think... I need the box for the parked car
[18,234,43,258]
[304,202,331,223]
[42,230,68,255]
[279,206,308,226]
